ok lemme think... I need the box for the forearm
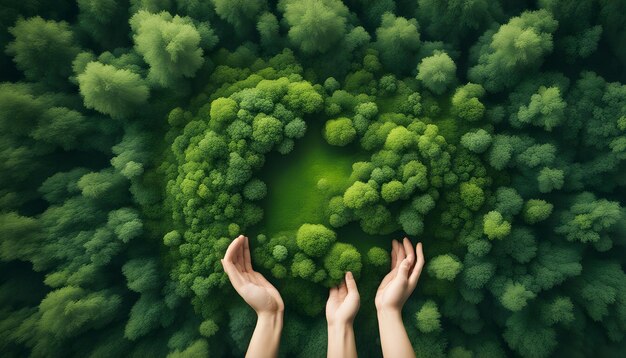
[327,322,357,358]
[246,311,283,358]
[377,308,415,358]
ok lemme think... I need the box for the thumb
[345,271,359,295]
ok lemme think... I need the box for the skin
[375,238,425,358]
[222,235,424,358]
[326,271,359,358]
[222,235,284,358]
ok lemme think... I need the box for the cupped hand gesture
[326,272,360,326]
[375,238,424,312]
[221,235,284,315]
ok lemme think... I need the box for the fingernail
[346,271,352,279]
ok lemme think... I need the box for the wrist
[327,319,354,330]
[257,309,284,325]
[376,305,402,319]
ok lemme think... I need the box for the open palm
[375,238,424,311]
[222,235,284,314]
[326,272,360,325]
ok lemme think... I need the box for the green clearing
[258,121,358,234]
[256,121,390,250]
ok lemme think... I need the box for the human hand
[375,238,424,313]
[326,272,360,326]
[221,235,284,316]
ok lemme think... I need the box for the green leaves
[283,0,348,55]
[375,13,421,75]
[296,223,336,257]
[7,17,80,85]
[130,11,207,87]
[2,2,626,357]
[483,211,511,240]
[78,62,149,119]
[324,117,356,146]
[427,255,463,281]
[469,10,558,92]
[417,52,457,95]
[415,300,442,333]
[501,283,536,311]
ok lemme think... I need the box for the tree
[469,10,558,92]
[284,118,307,139]
[427,254,462,281]
[555,192,622,244]
[39,287,121,338]
[460,182,485,211]
[282,0,348,55]
[212,0,266,31]
[483,211,511,239]
[503,312,557,358]
[324,118,356,146]
[252,115,283,152]
[323,242,362,282]
[343,181,379,209]
[78,62,149,119]
[417,52,457,95]
[243,179,267,201]
[366,247,389,267]
[7,17,80,85]
[494,187,523,217]
[384,126,416,152]
[130,11,208,87]
[515,86,565,131]
[374,13,421,74]
[501,282,535,311]
[461,129,492,153]
[296,223,336,257]
[523,199,553,224]
[125,294,169,340]
[415,300,441,333]
[283,81,324,114]
[517,144,556,168]
[123,258,160,293]
[537,167,564,193]
[417,0,503,43]
[381,180,404,203]
[210,98,238,130]
[452,83,486,122]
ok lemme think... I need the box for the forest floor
[254,120,389,251]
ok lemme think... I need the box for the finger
[345,272,359,296]
[235,236,245,271]
[396,240,406,268]
[403,237,415,266]
[338,278,347,298]
[224,235,244,263]
[409,242,425,287]
[329,286,338,300]
[397,258,411,279]
[243,236,253,272]
[221,259,244,287]
[390,240,397,270]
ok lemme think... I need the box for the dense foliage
[1,1,626,357]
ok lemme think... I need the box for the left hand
[221,235,284,315]
[326,272,360,326]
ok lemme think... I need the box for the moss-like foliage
[1,1,626,357]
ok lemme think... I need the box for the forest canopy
[1,0,625,357]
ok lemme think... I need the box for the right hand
[375,238,424,312]
[326,272,360,326]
